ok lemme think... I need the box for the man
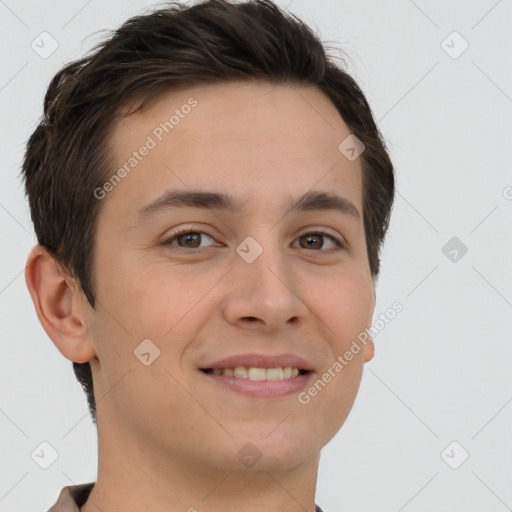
[22,1,395,511]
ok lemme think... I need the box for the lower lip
[200,371,314,398]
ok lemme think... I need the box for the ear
[24,245,97,363]
[363,337,375,363]
[363,280,376,363]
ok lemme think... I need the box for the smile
[200,366,313,398]
[201,366,308,380]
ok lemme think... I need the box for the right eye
[162,229,218,250]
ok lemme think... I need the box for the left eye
[163,229,344,251]
[294,232,343,251]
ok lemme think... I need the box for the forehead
[102,80,363,222]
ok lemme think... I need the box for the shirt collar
[47,482,94,511]
[47,482,325,512]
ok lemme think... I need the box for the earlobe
[24,245,96,363]
[363,337,375,363]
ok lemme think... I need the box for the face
[86,80,375,474]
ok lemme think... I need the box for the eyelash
[162,228,346,252]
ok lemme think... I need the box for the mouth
[200,367,310,379]
[199,365,313,398]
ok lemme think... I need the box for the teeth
[248,367,267,381]
[210,366,304,381]
[266,367,283,380]
[234,366,248,378]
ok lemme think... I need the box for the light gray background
[1,0,511,511]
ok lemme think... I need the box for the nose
[221,239,310,332]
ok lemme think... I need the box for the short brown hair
[21,0,395,425]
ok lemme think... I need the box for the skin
[25,80,376,512]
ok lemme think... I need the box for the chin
[208,427,322,475]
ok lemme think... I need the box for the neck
[80,410,321,512]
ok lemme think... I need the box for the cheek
[89,261,207,416]
[98,258,208,338]
[87,259,188,385]
[295,268,373,409]
[311,267,374,342]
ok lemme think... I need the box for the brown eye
[163,229,216,249]
[176,232,201,248]
[296,232,344,251]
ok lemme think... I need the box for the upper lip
[200,353,313,371]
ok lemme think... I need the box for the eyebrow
[136,189,361,222]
